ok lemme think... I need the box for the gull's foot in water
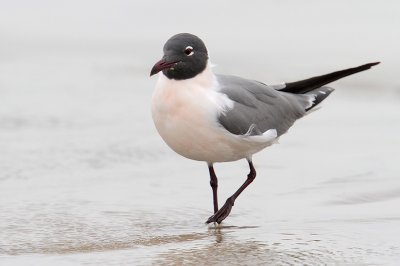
[206,197,234,224]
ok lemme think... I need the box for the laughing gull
[150,33,379,224]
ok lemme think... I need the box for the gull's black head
[150,33,209,80]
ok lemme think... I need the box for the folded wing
[217,75,312,137]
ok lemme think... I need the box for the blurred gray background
[1,1,400,265]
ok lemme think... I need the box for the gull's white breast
[151,67,277,163]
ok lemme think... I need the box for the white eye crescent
[184,46,194,56]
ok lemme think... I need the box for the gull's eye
[184,46,194,56]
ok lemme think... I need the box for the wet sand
[1,51,400,265]
[1,1,400,265]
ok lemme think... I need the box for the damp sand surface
[1,1,400,264]
[1,53,400,265]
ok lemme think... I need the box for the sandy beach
[1,1,400,265]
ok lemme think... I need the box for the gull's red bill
[150,59,179,76]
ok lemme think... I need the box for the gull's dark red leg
[206,159,256,224]
[208,164,219,214]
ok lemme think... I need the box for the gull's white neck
[152,61,273,163]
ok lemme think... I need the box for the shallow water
[1,1,400,265]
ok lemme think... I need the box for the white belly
[151,72,277,163]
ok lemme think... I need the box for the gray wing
[217,75,312,137]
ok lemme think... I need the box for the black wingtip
[368,61,381,66]
[363,62,381,68]
[305,86,335,111]
[280,61,381,94]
